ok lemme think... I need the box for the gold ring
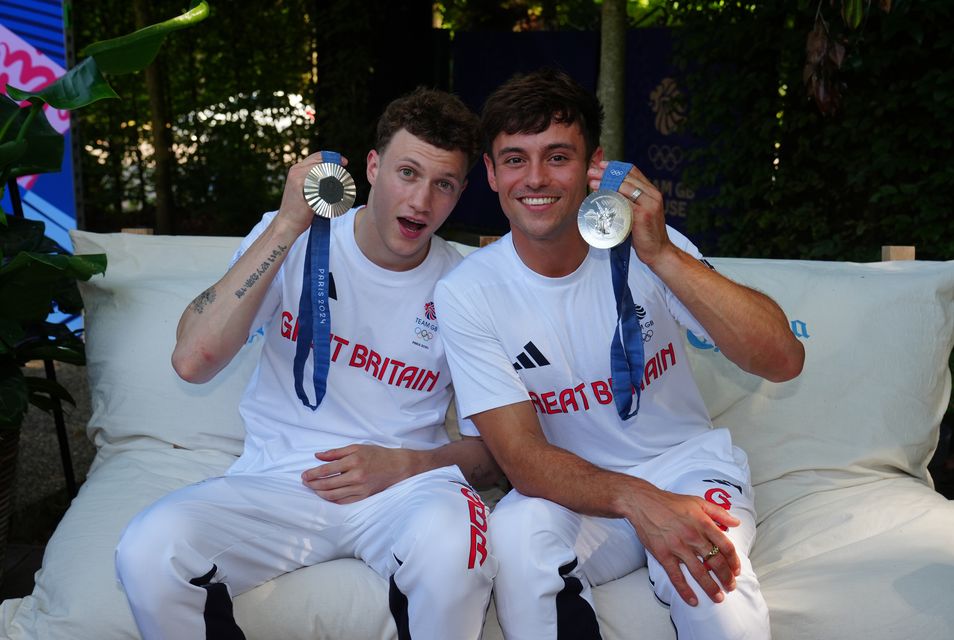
[704,545,720,560]
[631,187,643,201]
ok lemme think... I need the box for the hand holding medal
[577,160,634,248]
[303,151,356,218]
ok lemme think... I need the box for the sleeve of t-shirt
[230,210,284,338]
[435,275,531,422]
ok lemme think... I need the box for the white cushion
[686,257,954,519]
[69,231,261,455]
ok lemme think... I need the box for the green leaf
[0,217,64,257]
[6,58,119,111]
[25,375,76,408]
[0,140,27,166]
[0,95,64,178]
[81,1,211,75]
[16,340,85,367]
[842,0,864,30]
[0,317,24,353]
[0,251,106,323]
[0,360,28,428]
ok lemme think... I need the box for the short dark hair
[376,88,481,169]
[480,68,604,161]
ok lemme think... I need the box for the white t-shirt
[435,228,715,473]
[228,208,463,475]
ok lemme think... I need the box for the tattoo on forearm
[189,287,217,314]
[234,244,288,299]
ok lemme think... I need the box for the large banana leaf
[82,1,210,75]
[6,57,118,111]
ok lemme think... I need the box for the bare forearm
[472,403,648,518]
[650,246,804,381]
[172,216,301,382]
[410,438,504,489]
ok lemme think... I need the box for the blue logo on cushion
[687,318,810,352]
[686,330,719,352]
[790,319,810,339]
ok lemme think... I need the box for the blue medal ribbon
[601,161,644,420]
[293,151,341,410]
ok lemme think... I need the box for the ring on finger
[703,544,720,560]
[630,187,643,201]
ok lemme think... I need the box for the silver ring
[631,187,643,202]
[703,545,720,560]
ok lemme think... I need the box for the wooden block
[881,246,915,261]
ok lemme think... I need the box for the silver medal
[303,162,356,219]
[577,189,632,248]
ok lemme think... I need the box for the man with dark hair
[435,68,805,639]
[115,88,499,640]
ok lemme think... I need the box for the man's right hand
[624,485,741,607]
[276,151,350,238]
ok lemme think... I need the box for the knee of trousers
[115,501,203,602]
[489,496,577,584]
[660,560,770,640]
[392,489,495,589]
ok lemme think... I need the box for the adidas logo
[513,341,550,371]
[634,303,646,321]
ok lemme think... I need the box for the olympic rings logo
[642,329,654,343]
[647,144,684,173]
[415,327,433,341]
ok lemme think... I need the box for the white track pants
[490,429,770,640]
[115,465,496,640]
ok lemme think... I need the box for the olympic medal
[303,162,356,218]
[577,189,632,248]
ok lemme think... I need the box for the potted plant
[0,1,210,582]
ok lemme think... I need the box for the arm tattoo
[234,243,288,299]
[189,287,217,315]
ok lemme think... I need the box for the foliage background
[671,0,953,262]
[71,0,951,263]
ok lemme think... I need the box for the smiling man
[114,89,499,640]
[435,69,804,640]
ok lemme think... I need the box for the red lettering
[416,369,439,392]
[705,488,732,531]
[387,359,405,384]
[559,387,579,413]
[350,343,368,368]
[529,391,545,414]
[592,380,613,405]
[366,349,382,378]
[461,487,489,569]
[281,311,294,339]
[377,357,391,380]
[574,383,590,410]
[469,526,488,570]
[396,366,419,388]
[644,354,659,386]
[468,500,488,532]
[330,334,349,361]
[541,391,559,414]
[659,342,676,370]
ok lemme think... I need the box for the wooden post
[881,246,915,261]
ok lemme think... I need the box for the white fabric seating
[1,230,952,639]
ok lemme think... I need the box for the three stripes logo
[513,341,550,371]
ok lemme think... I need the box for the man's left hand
[587,161,671,267]
[301,444,418,504]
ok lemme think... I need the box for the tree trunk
[598,0,626,160]
[133,0,175,234]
